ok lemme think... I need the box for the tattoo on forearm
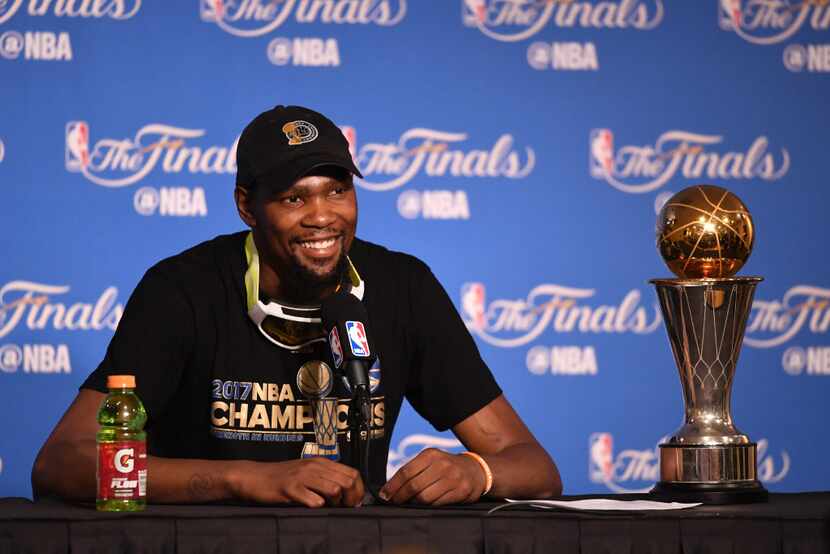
[188,473,215,501]
[474,418,499,440]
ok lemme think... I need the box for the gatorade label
[97,441,147,500]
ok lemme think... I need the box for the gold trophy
[297,360,340,461]
[650,184,767,504]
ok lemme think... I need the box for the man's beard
[280,251,349,304]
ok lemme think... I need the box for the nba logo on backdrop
[460,282,486,331]
[589,433,614,483]
[588,433,658,493]
[719,0,742,29]
[341,126,357,161]
[65,122,90,171]
[589,129,614,178]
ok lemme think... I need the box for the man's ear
[234,185,257,227]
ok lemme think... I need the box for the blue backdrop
[1,0,828,498]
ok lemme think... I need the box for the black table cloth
[1,493,828,553]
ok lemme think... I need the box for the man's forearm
[481,441,562,499]
[147,456,243,503]
[32,439,98,501]
[32,439,241,503]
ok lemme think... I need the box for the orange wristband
[461,451,493,497]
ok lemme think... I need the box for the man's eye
[331,183,353,196]
[282,195,302,205]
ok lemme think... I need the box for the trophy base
[653,443,768,504]
[659,443,760,481]
[650,480,768,505]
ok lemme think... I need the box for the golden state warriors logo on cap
[282,120,318,146]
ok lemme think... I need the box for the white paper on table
[488,498,702,514]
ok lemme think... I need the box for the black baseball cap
[236,105,362,192]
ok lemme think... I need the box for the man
[32,105,561,507]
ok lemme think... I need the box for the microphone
[320,291,377,397]
[320,291,386,505]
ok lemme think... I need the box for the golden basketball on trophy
[657,184,755,279]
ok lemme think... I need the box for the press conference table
[1,493,828,553]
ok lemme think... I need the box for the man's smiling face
[240,166,357,303]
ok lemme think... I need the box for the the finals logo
[462,0,664,42]
[719,0,830,45]
[0,1,140,62]
[746,285,830,348]
[460,282,661,348]
[589,129,790,194]
[589,433,790,493]
[0,0,141,24]
[200,0,407,38]
[64,121,237,188]
[343,127,535,192]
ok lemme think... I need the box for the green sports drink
[96,375,148,511]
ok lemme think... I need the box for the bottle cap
[106,375,136,389]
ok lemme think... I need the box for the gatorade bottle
[96,375,148,511]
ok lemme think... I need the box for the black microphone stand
[347,381,377,505]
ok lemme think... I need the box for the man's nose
[302,196,336,227]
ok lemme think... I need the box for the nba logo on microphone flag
[346,321,370,357]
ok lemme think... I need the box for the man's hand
[229,458,365,508]
[379,448,486,505]
[376,395,563,507]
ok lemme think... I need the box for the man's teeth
[299,238,336,250]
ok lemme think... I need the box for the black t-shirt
[82,232,501,487]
